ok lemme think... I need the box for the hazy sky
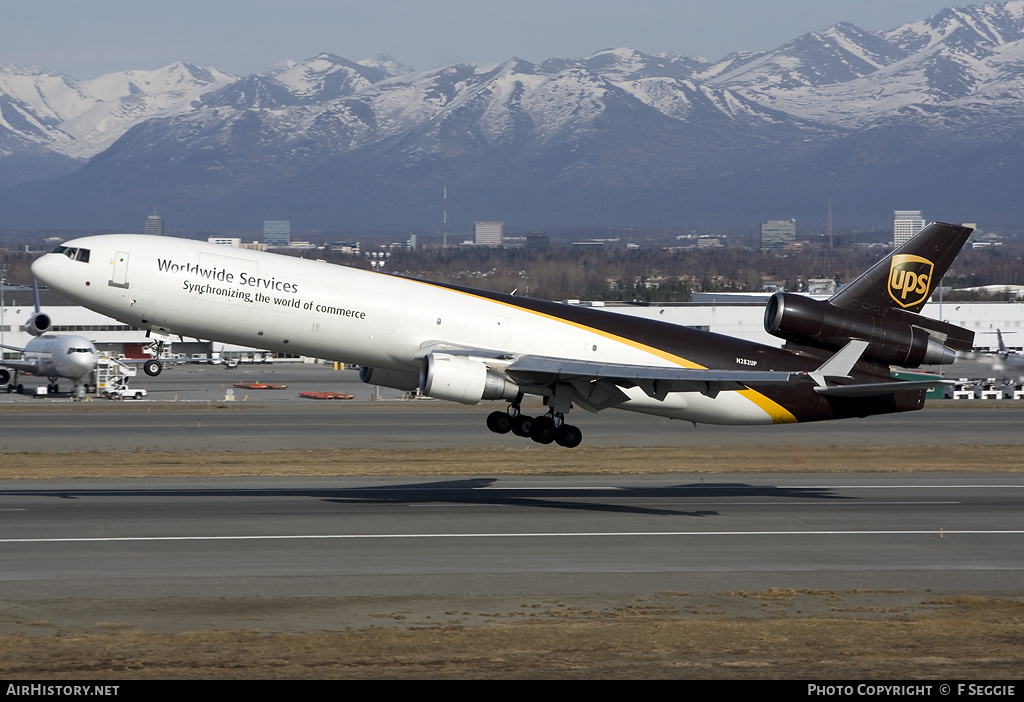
[1,0,973,79]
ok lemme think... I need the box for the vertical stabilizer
[829,222,973,315]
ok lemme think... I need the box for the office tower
[760,219,796,250]
[263,220,291,247]
[894,210,925,247]
[474,221,503,246]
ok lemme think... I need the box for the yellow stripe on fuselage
[407,279,799,424]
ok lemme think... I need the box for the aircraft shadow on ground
[0,478,854,518]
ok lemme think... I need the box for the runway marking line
[2,530,1023,544]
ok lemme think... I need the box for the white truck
[105,385,148,400]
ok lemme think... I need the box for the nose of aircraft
[30,253,61,289]
[71,351,99,379]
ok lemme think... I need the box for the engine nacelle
[764,292,955,367]
[0,368,10,386]
[24,312,51,337]
[359,366,420,392]
[419,353,520,405]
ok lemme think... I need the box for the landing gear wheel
[486,410,512,434]
[555,424,583,448]
[511,415,533,437]
[143,360,162,377]
[529,416,557,444]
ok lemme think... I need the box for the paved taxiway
[2,402,1024,452]
[1,362,1024,452]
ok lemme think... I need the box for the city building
[207,237,241,247]
[474,221,503,247]
[894,210,926,247]
[526,233,550,249]
[263,220,291,247]
[327,242,361,255]
[760,220,796,250]
[144,212,164,236]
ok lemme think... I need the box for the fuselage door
[110,252,130,289]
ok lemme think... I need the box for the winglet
[805,339,869,387]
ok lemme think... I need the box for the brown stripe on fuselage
[398,277,920,423]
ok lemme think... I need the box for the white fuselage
[13,335,98,380]
[31,235,789,424]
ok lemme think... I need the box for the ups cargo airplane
[31,222,974,447]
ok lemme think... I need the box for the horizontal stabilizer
[814,379,952,397]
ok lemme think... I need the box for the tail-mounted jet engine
[419,353,520,404]
[24,312,51,337]
[764,292,955,368]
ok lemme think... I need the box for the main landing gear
[486,402,584,448]
[143,332,168,377]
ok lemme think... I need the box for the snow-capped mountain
[3,2,1024,230]
[0,62,234,162]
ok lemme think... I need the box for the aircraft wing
[0,359,41,374]
[507,339,872,394]
[414,341,515,361]
[415,341,803,389]
[496,355,806,413]
[506,355,800,391]
[419,339,937,411]
[0,344,39,374]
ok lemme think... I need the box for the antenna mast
[828,198,833,250]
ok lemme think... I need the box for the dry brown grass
[1,444,1022,480]
[1,594,1021,679]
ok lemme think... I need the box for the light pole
[0,264,7,361]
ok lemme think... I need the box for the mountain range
[2,2,1024,234]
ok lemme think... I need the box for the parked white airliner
[0,287,99,395]
[31,223,974,446]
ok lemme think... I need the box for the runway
[1,474,1022,603]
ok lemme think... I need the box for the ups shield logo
[888,254,935,308]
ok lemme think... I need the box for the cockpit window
[68,348,93,354]
[50,245,90,262]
